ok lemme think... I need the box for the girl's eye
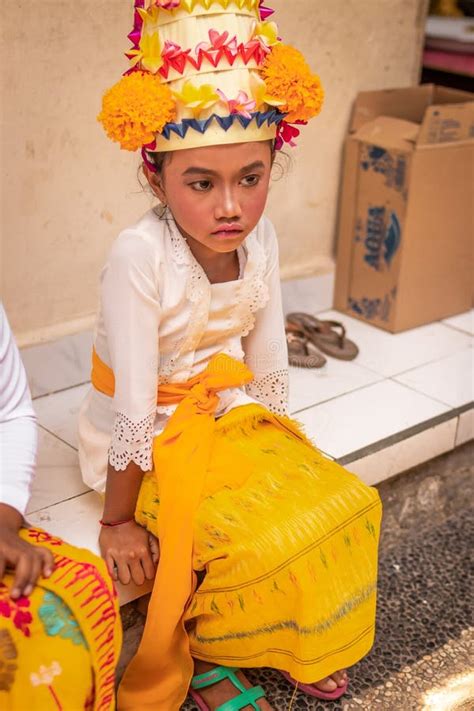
[241,174,260,187]
[190,180,212,192]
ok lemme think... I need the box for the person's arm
[242,219,290,416]
[0,303,54,598]
[96,232,161,585]
[99,461,159,586]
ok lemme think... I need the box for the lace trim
[108,411,155,472]
[233,233,269,338]
[157,210,269,379]
[160,213,211,381]
[246,369,289,416]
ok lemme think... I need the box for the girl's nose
[215,188,242,221]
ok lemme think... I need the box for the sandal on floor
[190,665,266,710]
[280,670,349,701]
[286,313,359,361]
[286,324,326,368]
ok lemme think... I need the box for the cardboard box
[334,84,474,332]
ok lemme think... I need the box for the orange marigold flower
[98,72,176,151]
[259,44,324,123]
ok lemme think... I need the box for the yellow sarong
[0,527,122,710]
[92,349,382,711]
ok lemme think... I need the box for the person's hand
[99,520,159,586]
[0,514,54,600]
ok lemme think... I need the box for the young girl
[78,2,382,709]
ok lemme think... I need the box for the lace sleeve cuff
[108,411,155,472]
[245,369,289,416]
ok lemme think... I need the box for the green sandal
[190,665,266,710]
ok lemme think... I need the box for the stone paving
[119,441,474,710]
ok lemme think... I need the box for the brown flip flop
[286,313,359,361]
[285,324,327,368]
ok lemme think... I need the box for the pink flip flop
[280,670,349,701]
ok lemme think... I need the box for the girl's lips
[212,224,243,234]
[211,226,244,239]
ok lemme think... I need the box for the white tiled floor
[34,382,90,450]
[22,276,473,604]
[395,348,474,408]
[296,379,451,460]
[22,330,93,399]
[27,490,102,553]
[442,309,474,336]
[26,429,89,515]
[288,360,382,414]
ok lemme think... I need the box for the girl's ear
[143,164,167,203]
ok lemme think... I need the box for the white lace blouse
[78,208,289,493]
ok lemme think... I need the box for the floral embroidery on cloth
[38,591,88,648]
[0,629,18,692]
[30,661,63,709]
[0,583,33,637]
[0,528,121,711]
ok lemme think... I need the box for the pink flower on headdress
[217,89,256,119]
[275,120,307,150]
[160,39,191,75]
[154,0,180,8]
[197,30,228,52]
[196,30,238,59]
[162,40,185,60]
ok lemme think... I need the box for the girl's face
[147,141,273,254]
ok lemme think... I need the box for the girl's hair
[148,151,170,176]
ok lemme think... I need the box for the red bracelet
[99,517,134,527]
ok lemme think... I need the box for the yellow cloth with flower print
[91,349,382,710]
[0,528,122,711]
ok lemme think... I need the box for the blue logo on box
[361,145,407,193]
[348,288,397,322]
[384,212,401,266]
[362,207,401,271]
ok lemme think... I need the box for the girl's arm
[242,220,289,415]
[0,303,54,598]
[96,231,162,586]
[99,461,159,586]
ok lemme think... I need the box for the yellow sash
[91,348,254,710]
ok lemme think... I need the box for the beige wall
[1,0,427,345]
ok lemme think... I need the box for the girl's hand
[0,521,55,600]
[99,520,159,586]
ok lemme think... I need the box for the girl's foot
[310,669,348,693]
[193,660,274,710]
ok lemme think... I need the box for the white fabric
[0,303,37,515]
[78,209,289,493]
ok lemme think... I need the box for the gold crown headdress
[98,0,324,162]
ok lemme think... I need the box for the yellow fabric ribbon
[91,348,254,710]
